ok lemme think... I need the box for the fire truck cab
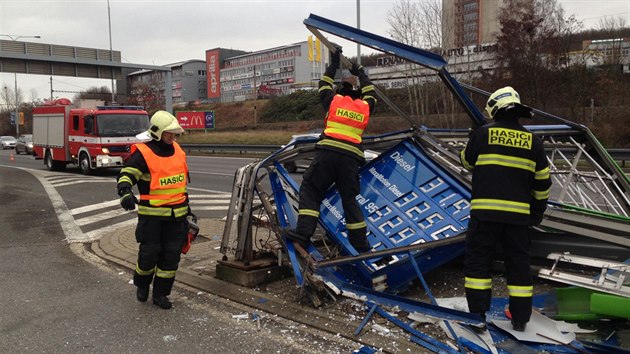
[33,99,151,175]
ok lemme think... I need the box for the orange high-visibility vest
[134,142,188,207]
[324,94,370,144]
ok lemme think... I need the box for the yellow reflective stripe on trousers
[138,205,189,217]
[471,199,530,215]
[317,139,364,158]
[347,221,366,230]
[508,285,533,297]
[460,149,474,170]
[299,209,320,217]
[535,166,550,180]
[476,153,535,172]
[531,188,550,200]
[136,263,155,276]
[156,267,176,279]
[465,277,492,290]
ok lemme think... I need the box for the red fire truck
[32,98,151,174]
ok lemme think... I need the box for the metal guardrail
[180,143,630,166]
[609,148,630,167]
[180,144,281,156]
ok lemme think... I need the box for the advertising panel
[176,111,215,129]
[206,49,221,99]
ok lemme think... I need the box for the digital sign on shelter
[176,111,215,129]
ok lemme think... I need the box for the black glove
[331,46,342,67]
[350,63,364,76]
[119,188,138,211]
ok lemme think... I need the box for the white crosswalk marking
[39,170,239,241]
[75,209,134,226]
[84,218,137,241]
[71,200,120,215]
[45,174,114,188]
[66,192,234,241]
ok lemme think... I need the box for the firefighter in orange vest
[460,87,551,332]
[286,46,376,253]
[117,111,190,310]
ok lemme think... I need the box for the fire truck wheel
[44,151,66,172]
[80,153,92,175]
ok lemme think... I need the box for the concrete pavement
[91,218,419,353]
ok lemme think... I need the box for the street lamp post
[0,34,41,137]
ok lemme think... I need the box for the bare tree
[128,78,165,116]
[596,16,628,65]
[493,0,582,109]
[386,0,447,119]
[0,84,23,112]
[75,86,112,102]
[387,0,423,47]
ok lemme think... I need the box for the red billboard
[176,111,215,129]
[206,49,221,99]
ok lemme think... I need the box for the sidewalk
[91,218,417,352]
[93,218,227,280]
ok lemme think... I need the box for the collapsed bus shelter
[219,14,630,353]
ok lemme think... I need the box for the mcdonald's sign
[176,111,215,129]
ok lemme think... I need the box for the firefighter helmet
[142,111,184,141]
[485,86,529,119]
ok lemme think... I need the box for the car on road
[0,135,17,150]
[15,134,34,155]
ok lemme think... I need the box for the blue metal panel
[304,14,447,71]
[317,138,471,289]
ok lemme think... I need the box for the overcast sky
[1,0,629,102]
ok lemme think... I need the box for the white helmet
[485,86,531,119]
[138,111,184,141]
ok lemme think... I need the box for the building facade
[204,48,250,103]
[216,39,328,103]
[368,43,498,89]
[127,59,208,107]
[442,0,506,49]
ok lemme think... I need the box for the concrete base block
[216,258,291,288]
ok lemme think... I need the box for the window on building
[463,2,478,12]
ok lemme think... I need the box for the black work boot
[512,320,527,332]
[468,313,487,334]
[136,285,149,302]
[153,295,172,310]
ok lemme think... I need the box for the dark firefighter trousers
[464,217,533,324]
[295,149,367,247]
[134,216,188,297]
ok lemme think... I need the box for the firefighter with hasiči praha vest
[286,45,377,253]
[460,86,552,332]
[116,111,198,310]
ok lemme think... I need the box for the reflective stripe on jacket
[323,94,370,144]
[460,121,551,225]
[134,142,189,217]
